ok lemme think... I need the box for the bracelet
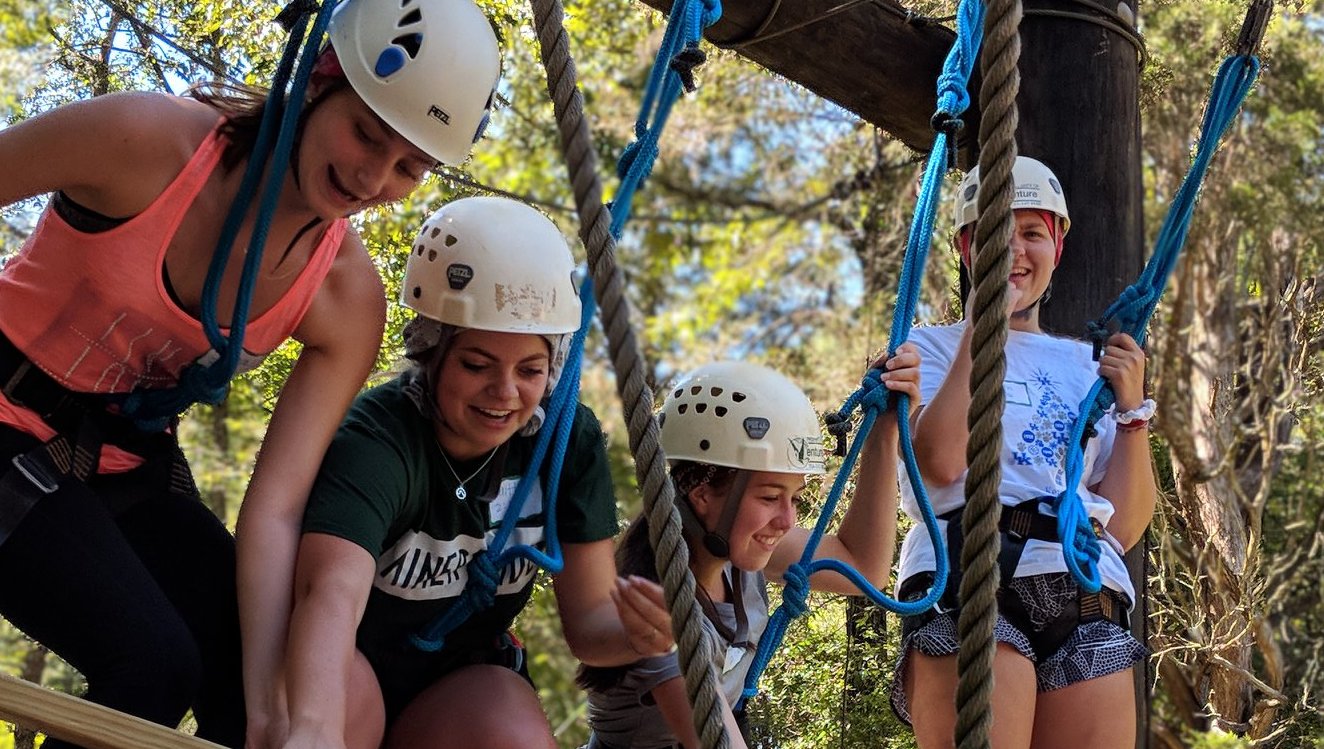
[1112,398,1156,427]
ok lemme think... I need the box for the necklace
[436,443,499,501]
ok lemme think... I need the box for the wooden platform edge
[0,672,223,749]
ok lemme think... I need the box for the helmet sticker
[786,436,825,469]
[446,264,473,290]
[743,417,770,440]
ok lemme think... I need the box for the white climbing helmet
[953,155,1071,235]
[659,362,826,475]
[401,196,581,334]
[329,0,500,165]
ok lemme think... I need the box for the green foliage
[3,0,1324,746]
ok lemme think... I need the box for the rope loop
[670,44,708,93]
[616,135,660,182]
[778,564,810,619]
[823,411,852,458]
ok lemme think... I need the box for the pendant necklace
[437,442,499,501]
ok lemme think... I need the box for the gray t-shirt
[586,567,770,749]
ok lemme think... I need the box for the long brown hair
[185,66,349,172]
[575,463,738,692]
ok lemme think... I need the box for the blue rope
[610,0,721,239]
[1056,53,1262,593]
[742,0,985,699]
[412,0,722,652]
[116,1,334,431]
[411,280,594,651]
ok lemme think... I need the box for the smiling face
[432,329,551,459]
[296,86,437,219]
[694,470,805,573]
[1006,209,1059,315]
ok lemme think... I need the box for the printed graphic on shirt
[43,303,263,391]
[1011,368,1076,491]
[375,524,545,601]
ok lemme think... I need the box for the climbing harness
[114,0,336,431]
[739,0,989,699]
[897,498,1129,664]
[1055,0,1270,594]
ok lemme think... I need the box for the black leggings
[0,426,244,748]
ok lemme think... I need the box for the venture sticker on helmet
[954,155,1072,266]
[661,362,825,557]
[329,0,501,165]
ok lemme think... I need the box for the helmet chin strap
[678,470,751,559]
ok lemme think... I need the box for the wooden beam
[635,0,967,155]
[0,672,222,749]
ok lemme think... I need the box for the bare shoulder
[296,229,387,357]
[0,91,220,210]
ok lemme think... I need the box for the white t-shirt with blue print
[896,322,1133,603]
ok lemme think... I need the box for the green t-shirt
[303,374,618,694]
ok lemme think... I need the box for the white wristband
[1112,398,1157,425]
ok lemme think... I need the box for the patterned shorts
[889,573,1148,725]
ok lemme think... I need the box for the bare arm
[554,540,673,667]
[766,344,920,595]
[0,92,213,212]
[235,240,386,746]
[651,676,748,749]
[281,533,376,749]
[912,324,976,486]
[1093,333,1158,550]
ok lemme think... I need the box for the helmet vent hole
[731,392,747,403]
[699,440,711,451]
[690,386,702,395]
[445,235,458,247]
[695,403,707,414]
[427,249,437,262]
[673,388,683,398]
[710,387,723,396]
[678,404,688,414]
[391,33,423,60]
[715,406,727,417]
[414,244,423,255]
[430,228,441,239]
[411,286,422,299]
[398,9,422,27]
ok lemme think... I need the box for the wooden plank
[635,0,970,156]
[0,672,222,749]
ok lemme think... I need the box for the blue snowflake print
[1011,368,1077,487]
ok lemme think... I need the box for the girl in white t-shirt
[893,156,1157,748]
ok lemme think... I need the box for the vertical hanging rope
[528,1,729,747]
[956,0,1023,747]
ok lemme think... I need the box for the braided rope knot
[465,551,503,609]
[696,0,722,26]
[670,44,707,93]
[616,134,660,181]
[857,368,891,412]
[779,564,810,618]
[823,410,852,458]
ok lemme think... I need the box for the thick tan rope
[955,0,1023,746]
[0,672,221,749]
[527,1,730,747]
